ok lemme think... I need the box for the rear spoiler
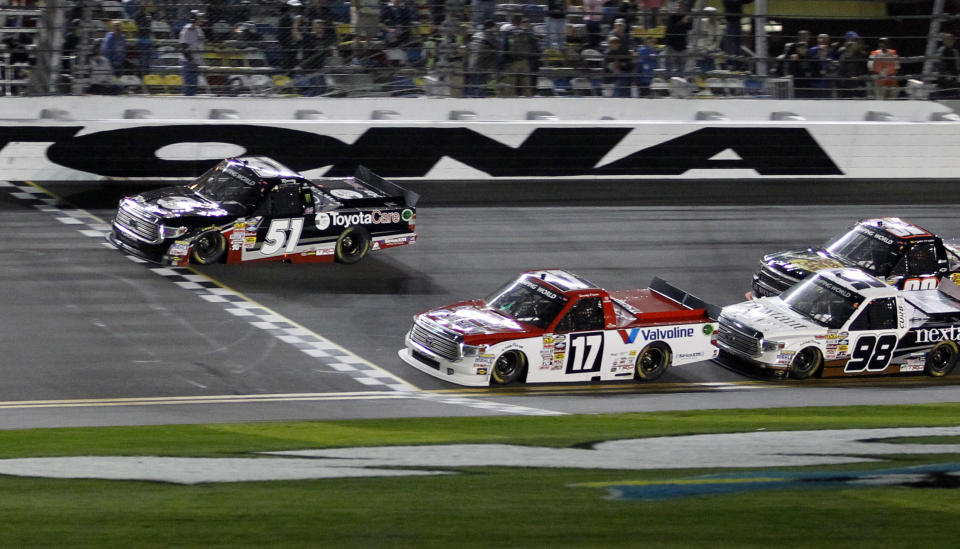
[354,165,420,208]
[650,277,723,321]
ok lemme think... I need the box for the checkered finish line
[3,181,564,417]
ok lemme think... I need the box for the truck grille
[754,264,799,296]
[717,316,762,357]
[115,202,161,244]
[410,321,460,361]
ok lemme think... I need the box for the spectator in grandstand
[61,19,81,74]
[545,0,568,51]
[466,19,499,97]
[101,20,128,75]
[808,33,837,98]
[663,3,693,76]
[472,0,496,29]
[89,44,120,95]
[278,0,303,70]
[780,29,813,97]
[297,18,336,69]
[604,34,633,97]
[498,13,540,97]
[583,0,605,49]
[639,0,664,30]
[179,10,205,96]
[615,0,637,33]
[635,34,660,96]
[836,31,868,98]
[381,0,418,49]
[721,0,751,68]
[934,32,960,99]
[868,37,900,100]
[234,21,264,47]
[353,0,381,64]
[134,7,154,77]
[689,5,722,72]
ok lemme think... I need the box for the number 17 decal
[566,333,604,374]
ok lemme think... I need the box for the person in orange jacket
[868,37,900,99]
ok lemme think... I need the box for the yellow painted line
[22,180,422,393]
[0,392,412,410]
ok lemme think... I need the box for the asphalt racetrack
[3,177,960,428]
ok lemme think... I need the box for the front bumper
[399,332,491,387]
[106,229,188,266]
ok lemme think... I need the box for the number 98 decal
[844,334,898,373]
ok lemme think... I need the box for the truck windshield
[824,227,904,277]
[781,277,862,329]
[188,166,263,209]
[485,277,570,330]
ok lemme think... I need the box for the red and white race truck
[399,270,719,387]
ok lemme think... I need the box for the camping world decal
[0,126,842,178]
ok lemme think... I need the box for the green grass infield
[2,403,960,548]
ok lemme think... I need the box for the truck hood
[420,301,531,340]
[126,187,236,219]
[722,297,825,339]
[763,249,847,280]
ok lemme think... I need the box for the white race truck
[717,267,960,379]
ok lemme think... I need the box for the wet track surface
[2,179,960,428]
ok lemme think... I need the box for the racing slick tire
[491,350,527,385]
[789,347,822,379]
[334,226,371,265]
[635,342,671,382]
[925,341,959,377]
[190,231,227,265]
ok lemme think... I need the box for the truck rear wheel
[334,226,371,264]
[635,342,671,382]
[925,341,959,377]
[789,347,822,379]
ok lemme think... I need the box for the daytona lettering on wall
[0,126,842,179]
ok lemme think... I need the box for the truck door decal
[845,334,898,373]
[566,333,604,374]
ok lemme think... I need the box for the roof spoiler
[650,277,722,321]
[353,165,420,208]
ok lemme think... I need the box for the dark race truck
[752,217,960,298]
[108,156,418,266]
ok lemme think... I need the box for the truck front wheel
[925,341,959,377]
[789,347,822,379]
[491,350,526,385]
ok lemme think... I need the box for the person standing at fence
[498,14,540,97]
[604,34,633,96]
[545,0,568,51]
[721,0,751,69]
[868,37,900,100]
[179,10,205,96]
[934,33,960,99]
[278,0,303,70]
[663,3,693,76]
[101,20,128,76]
[583,0,604,49]
[808,33,837,98]
[353,0,381,64]
[639,0,664,30]
[134,7,154,77]
[836,31,867,98]
[781,30,812,97]
[466,19,499,96]
[689,5,722,73]
[635,34,660,96]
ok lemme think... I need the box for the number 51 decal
[566,333,604,374]
[844,334,898,373]
[261,218,304,255]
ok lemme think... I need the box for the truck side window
[907,242,939,274]
[554,297,604,333]
[849,298,897,331]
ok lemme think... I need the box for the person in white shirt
[179,10,206,95]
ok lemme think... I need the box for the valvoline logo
[619,326,695,344]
